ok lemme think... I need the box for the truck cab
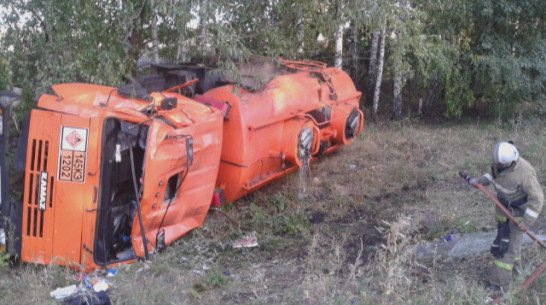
[19,83,223,269]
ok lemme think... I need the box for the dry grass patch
[2,119,546,304]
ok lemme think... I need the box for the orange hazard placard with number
[59,150,85,182]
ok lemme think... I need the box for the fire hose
[459,170,546,303]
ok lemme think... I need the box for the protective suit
[475,150,544,289]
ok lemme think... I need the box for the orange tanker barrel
[204,59,363,203]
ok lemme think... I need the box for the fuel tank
[203,59,364,202]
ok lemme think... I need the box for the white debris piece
[50,284,78,299]
[233,232,258,248]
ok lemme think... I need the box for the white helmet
[493,142,519,165]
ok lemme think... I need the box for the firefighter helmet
[493,142,519,165]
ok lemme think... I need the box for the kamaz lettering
[39,171,48,211]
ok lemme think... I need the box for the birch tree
[151,10,160,64]
[334,24,344,69]
[391,0,409,120]
[334,0,345,70]
[372,25,386,118]
[366,30,379,107]
[348,24,359,82]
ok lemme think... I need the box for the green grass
[2,119,546,304]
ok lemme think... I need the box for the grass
[2,118,546,304]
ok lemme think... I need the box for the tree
[413,0,546,119]
[366,30,379,107]
[372,25,386,118]
[348,23,359,83]
[2,0,543,121]
[1,0,139,88]
[151,10,160,64]
[334,0,344,69]
[391,0,409,120]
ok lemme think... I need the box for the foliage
[0,251,9,268]
[0,0,138,111]
[0,58,12,91]
[416,0,546,118]
[0,0,544,119]
[468,0,546,119]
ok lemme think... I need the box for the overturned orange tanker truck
[0,58,363,270]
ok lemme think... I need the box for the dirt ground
[1,119,546,304]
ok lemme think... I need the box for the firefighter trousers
[489,219,523,288]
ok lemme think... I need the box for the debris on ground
[63,290,111,305]
[50,268,115,302]
[232,232,258,248]
[106,268,118,277]
[415,231,546,259]
[443,231,456,242]
[50,284,79,299]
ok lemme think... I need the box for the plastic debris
[415,231,546,259]
[192,270,205,276]
[443,231,456,242]
[233,232,258,248]
[106,268,118,277]
[0,228,7,252]
[50,284,78,299]
[0,228,5,249]
[84,276,113,292]
[93,281,109,292]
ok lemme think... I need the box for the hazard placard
[59,127,88,182]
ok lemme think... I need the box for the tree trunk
[176,31,188,62]
[349,23,358,82]
[151,11,159,64]
[393,69,403,119]
[366,29,379,107]
[392,0,408,120]
[372,26,386,118]
[296,7,305,55]
[126,0,148,75]
[199,0,208,54]
[334,23,344,69]
[425,70,440,115]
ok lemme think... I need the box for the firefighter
[469,141,544,292]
